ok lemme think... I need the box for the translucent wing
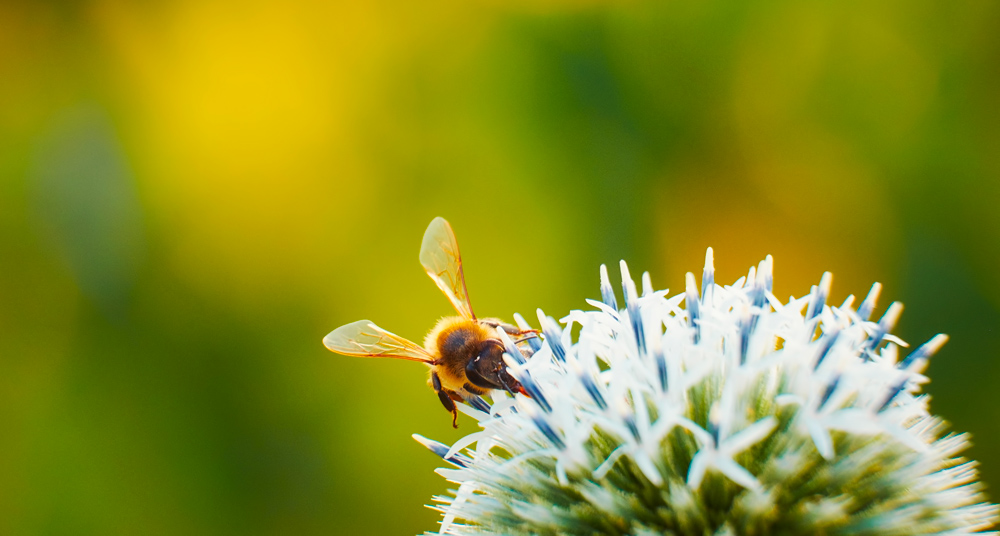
[420,217,476,320]
[323,320,434,363]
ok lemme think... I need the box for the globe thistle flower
[414,251,998,535]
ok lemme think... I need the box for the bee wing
[323,320,435,363]
[420,217,476,320]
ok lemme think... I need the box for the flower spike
[416,254,996,536]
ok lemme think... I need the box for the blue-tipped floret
[506,359,552,413]
[751,259,769,310]
[745,258,771,337]
[685,272,701,344]
[761,255,773,294]
[877,378,910,414]
[806,272,832,320]
[623,412,641,442]
[621,261,647,357]
[857,282,882,322]
[600,264,619,311]
[739,305,753,365]
[706,405,721,446]
[655,348,668,392]
[528,408,565,450]
[899,334,948,369]
[864,302,903,358]
[465,395,492,414]
[641,272,654,298]
[413,434,473,467]
[537,310,566,362]
[813,329,842,371]
[817,373,842,411]
[701,247,715,303]
[581,373,607,410]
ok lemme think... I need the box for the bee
[323,217,538,428]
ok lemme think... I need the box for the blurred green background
[1,1,999,534]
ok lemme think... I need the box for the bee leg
[431,371,459,428]
[437,391,458,428]
[492,322,542,353]
[479,320,535,336]
[513,332,541,344]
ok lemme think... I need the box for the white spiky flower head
[413,251,998,535]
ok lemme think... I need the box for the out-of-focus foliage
[0,1,997,534]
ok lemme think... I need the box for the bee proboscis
[323,217,537,427]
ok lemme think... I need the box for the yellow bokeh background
[1,1,999,534]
